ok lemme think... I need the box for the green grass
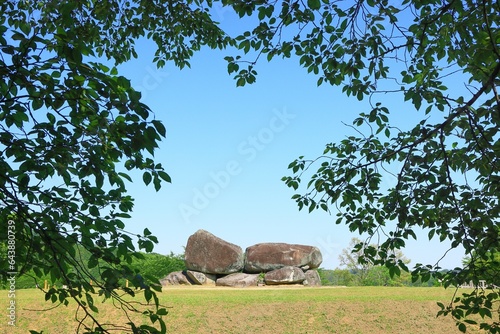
[3,286,488,334]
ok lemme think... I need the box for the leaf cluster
[0,0,230,333]
[260,1,500,332]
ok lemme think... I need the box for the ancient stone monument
[162,229,323,287]
[245,242,322,273]
[184,229,244,274]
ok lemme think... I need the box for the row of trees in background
[0,246,185,290]
[319,238,500,288]
[318,267,439,287]
[318,237,436,287]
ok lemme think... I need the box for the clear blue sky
[113,15,465,270]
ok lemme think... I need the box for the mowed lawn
[5,286,487,334]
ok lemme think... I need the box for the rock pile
[162,229,323,288]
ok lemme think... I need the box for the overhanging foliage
[1,0,499,333]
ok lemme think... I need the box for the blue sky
[112,16,466,270]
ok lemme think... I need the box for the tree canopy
[337,237,410,285]
[257,1,499,332]
[0,1,230,333]
[1,0,499,333]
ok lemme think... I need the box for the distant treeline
[0,248,185,290]
[318,267,442,287]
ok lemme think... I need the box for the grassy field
[3,286,487,334]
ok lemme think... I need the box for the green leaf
[236,77,246,87]
[86,293,99,313]
[143,172,152,185]
[118,172,133,182]
[153,175,161,191]
[307,0,321,10]
[158,171,171,183]
[157,308,168,316]
[89,206,100,217]
[152,120,166,137]
[47,113,56,124]
[20,22,31,35]
[32,99,44,110]
[144,289,152,303]
[71,47,83,64]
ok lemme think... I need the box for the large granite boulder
[244,243,323,273]
[186,270,217,286]
[185,230,244,275]
[303,270,322,286]
[161,271,192,286]
[216,273,259,288]
[264,266,306,285]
